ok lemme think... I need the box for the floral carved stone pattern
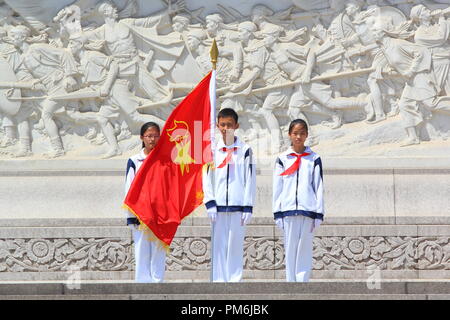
[312,237,450,271]
[167,238,211,271]
[1,237,449,273]
[0,238,133,272]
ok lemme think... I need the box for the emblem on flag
[167,120,195,175]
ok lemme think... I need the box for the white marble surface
[1,158,449,221]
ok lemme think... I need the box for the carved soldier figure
[287,24,367,129]
[203,13,237,66]
[326,0,364,97]
[411,4,450,96]
[167,14,206,85]
[186,29,232,88]
[53,4,82,45]
[205,14,229,47]
[172,14,191,35]
[183,27,262,141]
[250,4,296,31]
[328,0,362,48]
[351,7,410,124]
[66,33,123,159]
[266,26,319,145]
[372,23,450,146]
[16,41,79,157]
[221,22,269,146]
[254,23,293,153]
[69,30,169,140]
[0,25,37,156]
[87,1,185,111]
[0,30,20,149]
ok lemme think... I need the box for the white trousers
[283,215,314,282]
[132,228,166,283]
[211,212,245,282]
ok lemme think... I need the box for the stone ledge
[1,217,450,227]
[0,226,130,238]
[0,281,449,299]
[0,271,133,282]
[1,223,449,237]
[0,171,123,177]
[3,167,450,176]
[1,157,450,171]
[2,270,448,282]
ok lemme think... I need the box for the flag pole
[209,39,218,283]
[210,39,218,71]
[209,39,218,161]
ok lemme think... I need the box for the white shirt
[202,137,256,213]
[272,146,324,220]
[124,148,147,221]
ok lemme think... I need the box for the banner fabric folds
[124,71,215,249]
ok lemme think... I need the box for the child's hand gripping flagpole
[209,39,218,283]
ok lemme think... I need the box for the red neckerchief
[280,152,310,176]
[217,147,238,168]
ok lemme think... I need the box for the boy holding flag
[203,108,257,282]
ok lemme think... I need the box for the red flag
[124,71,215,248]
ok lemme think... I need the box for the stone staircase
[0,280,449,300]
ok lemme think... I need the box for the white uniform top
[124,148,147,223]
[203,136,256,213]
[272,146,324,220]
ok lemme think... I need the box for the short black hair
[217,108,238,123]
[288,119,308,134]
[140,122,160,148]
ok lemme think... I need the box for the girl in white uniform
[124,122,166,283]
[273,119,324,282]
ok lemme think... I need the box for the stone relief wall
[313,236,450,271]
[0,0,450,159]
[0,238,133,273]
[1,235,449,275]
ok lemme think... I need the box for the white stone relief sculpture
[1,235,449,274]
[0,0,450,159]
[371,15,450,146]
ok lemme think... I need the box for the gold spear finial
[210,38,218,70]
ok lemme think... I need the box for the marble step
[0,280,449,300]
